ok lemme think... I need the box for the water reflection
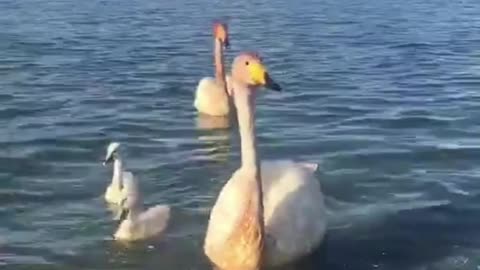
[195,114,232,130]
[194,115,233,164]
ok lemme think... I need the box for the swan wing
[194,77,231,116]
[261,160,327,266]
[139,205,171,237]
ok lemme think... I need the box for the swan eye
[245,61,249,66]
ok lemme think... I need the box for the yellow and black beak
[249,62,282,91]
[264,72,281,91]
[224,37,230,49]
[102,154,114,166]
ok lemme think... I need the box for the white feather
[104,142,129,206]
[114,173,171,241]
[194,76,232,117]
[204,160,327,267]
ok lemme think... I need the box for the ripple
[2,0,480,268]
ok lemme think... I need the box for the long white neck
[234,88,259,170]
[214,39,228,96]
[233,85,265,231]
[112,158,123,189]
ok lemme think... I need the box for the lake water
[1,0,480,269]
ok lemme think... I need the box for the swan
[204,53,327,269]
[114,171,171,241]
[103,142,131,207]
[194,21,233,117]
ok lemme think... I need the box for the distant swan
[103,142,130,207]
[194,21,233,117]
[204,53,327,269]
[114,161,170,241]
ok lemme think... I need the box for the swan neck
[112,158,123,189]
[234,88,259,170]
[214,39,228,95]
[233,85,265,236]
[127,206,141,221]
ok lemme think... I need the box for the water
[1,0,480,269]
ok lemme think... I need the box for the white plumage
[114,170,171,241]
[203,53,327,269]
[103,142,130,206]
[205,160,326,267]
[194,76,232,117]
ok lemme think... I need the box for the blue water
[1,0,480,269]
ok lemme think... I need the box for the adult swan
[194,22,232,117]
[204,53,327,269]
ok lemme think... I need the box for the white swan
[194,22,233,117]
[103,142,131,206]
[204,53,327,269]
[114,163,171,241]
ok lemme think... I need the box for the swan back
[115,205,171,241]
[261,160,326,266]
[194,76,232,116]
[114,172,171,241]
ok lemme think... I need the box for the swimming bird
[103,142,131,207]
[203,53,327,269]
[194,21,233,117]
[114,172,171,241]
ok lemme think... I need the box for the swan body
[204,53,327,269]
[114,167,171,241]
[194,75,232,117]
[115,204,171,241]
[205,160,326,267]
[194,22,232,117]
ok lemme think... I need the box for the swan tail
[143,205,171,233]
[298,162,318,173]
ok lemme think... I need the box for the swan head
[232,52,281,91]
[103,142,121,166]
[213,21,229,49]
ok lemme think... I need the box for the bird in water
[103,142,131,208]
[203,52,327,270]
[194,21,233,118]
[114,171,170,241]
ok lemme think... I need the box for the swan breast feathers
[204,168,252,252]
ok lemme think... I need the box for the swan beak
[223,38,230,49]
[249,62,282,91]
[103,155,114,166]
[264,72,281,91]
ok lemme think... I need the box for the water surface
[1,0,480,269]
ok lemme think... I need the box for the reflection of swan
[195,113,231,130]
[194,22,233,118]
[103,142,130,207]
[196,129,232,163]
[114,166,170,241]
[204,53,327,269]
